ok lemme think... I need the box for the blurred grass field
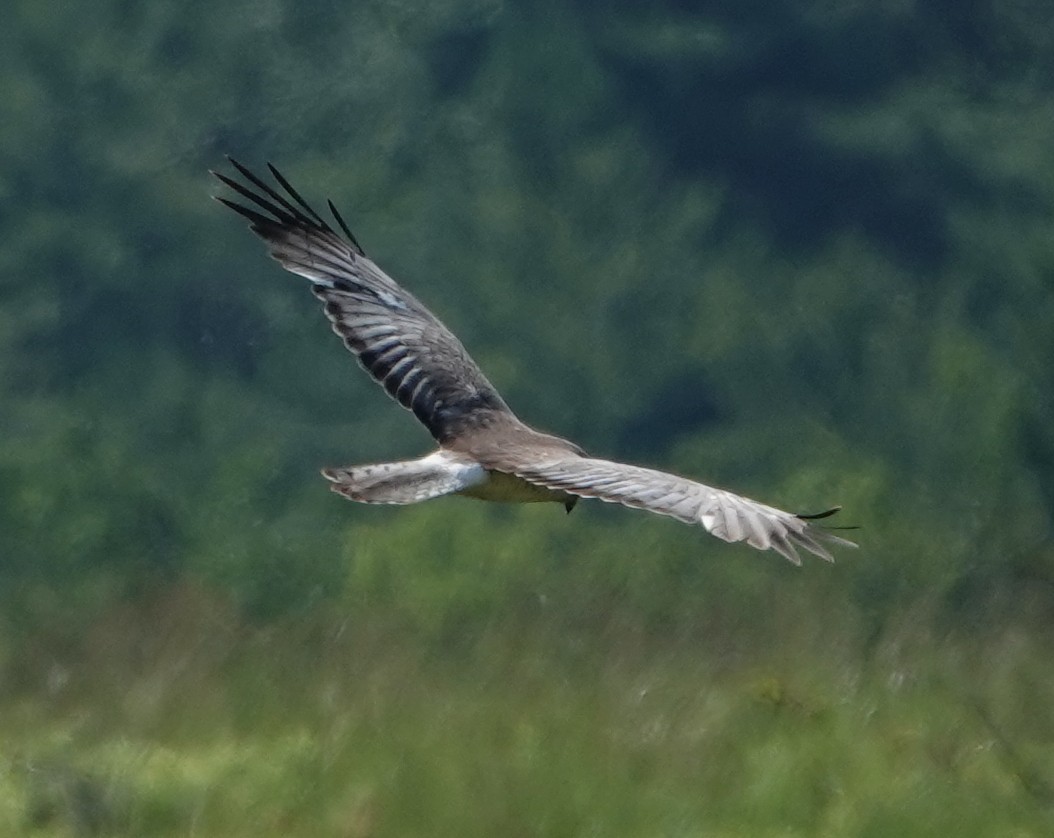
[2,556,1051,838]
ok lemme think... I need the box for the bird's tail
[321,452,486,505]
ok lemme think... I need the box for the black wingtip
[327,199,365,255]
[265,161,330,228]
[214,155,367,266]
[796,506,842,521]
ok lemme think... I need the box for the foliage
[1,585,1052,837]
[3,0,1053,618]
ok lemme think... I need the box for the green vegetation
[2,0,1053,834]
[1,581,1051,837]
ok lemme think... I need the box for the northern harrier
[213,159,856,564]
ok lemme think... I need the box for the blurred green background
[2,0,1053,835]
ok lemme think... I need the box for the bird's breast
[456,470,569,505]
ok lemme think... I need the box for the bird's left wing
[505,455,857,564]
[212,158,513,443]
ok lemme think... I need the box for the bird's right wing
[507,455,857,564]
[212,158,512,443]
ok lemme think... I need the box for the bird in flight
[212,159,856,564]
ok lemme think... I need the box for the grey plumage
[213,159,857,564]
[213,159,508,443]
[499,456,856,564]
[321,451,489,505]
